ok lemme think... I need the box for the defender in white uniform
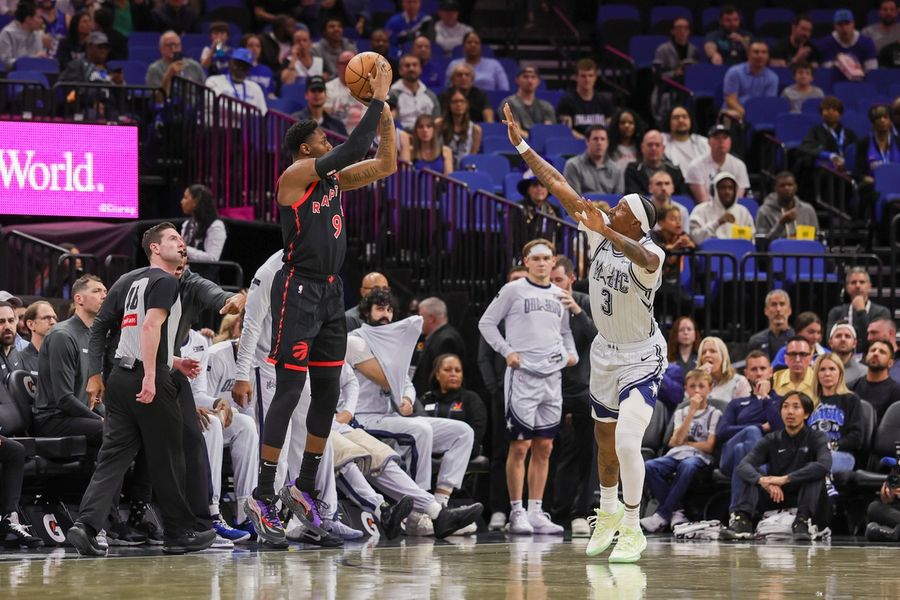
[479,238,578,536]
[502,102,665,563]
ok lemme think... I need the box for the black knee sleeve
[261,366,308,448]
[306,369,341,439]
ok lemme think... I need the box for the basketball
[344,52,390,103]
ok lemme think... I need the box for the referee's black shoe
[433,503,483,539]
[67,522,107,557]
[380,496,414,540]
[162,528,216,554]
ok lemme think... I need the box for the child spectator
[200,21,231,76]
[781,62,824,113]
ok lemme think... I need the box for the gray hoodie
[755,193,819,240]
[0,20,43,71]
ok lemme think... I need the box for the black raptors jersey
[277,172,346,276]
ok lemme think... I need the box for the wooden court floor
[1,533,897,599]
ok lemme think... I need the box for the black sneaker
[865,522,900,542]
[721,513,753,541]
[162,528,217,554]
[0,517,43,549]
[106,519,148,546]
[432,503,483,539]
[792,516,812,542]
[66,522,107,556]
[128,502,164,545]
[380,496,414,540]
[279,485,341,547]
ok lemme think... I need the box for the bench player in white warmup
[503,103,667,562]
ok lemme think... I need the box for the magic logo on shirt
[808,404,845,441]
[591,261,630,293]
[523,297,563,316]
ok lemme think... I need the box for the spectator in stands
[33,275,106,450]
[828,320,867,385]
[199,21,230,76]
[756,171,820,240]
[436,87,482,169]
[689,171,754,244]
[254,0,302,26]
[642,369,722,533]
[501,66,555,135]
[239,34,275,98]
[413,35,443,90]
[400,114,453,174]
[0,302,22,379]
[0,1,50,70]
[649,171,689,230]
[667,316,700,373]
[826,267,891,352]
[385,0,433,46]
[770,14,820,68]
[718,351,784,514]
[855,104,900,195]
[260,14,295,74]
[422,353,487,455]
[312,17,357,79]
[663,107,708,172]
[146,30,204,95]
[563,125,623,196]
[651,17,701,127]
[179,184,226,263]
[851,340,900,421]
[20,300,57,372]
[369,28,399,83]
[704,4,750,66]
[774,336,816,399]
[439,62,492,122]
[722,391,831,541]
[58,31,123,100]
[92,6,125,62]
[557,58,614,138]
[684,125,751,204]
[879,36,900,67]
[798,96,858,177]
[772,311,826,370]
[205,48,268,116]
[817,9,878,79]
[517,169,561,238]
[445,31,508,92]
[346,272,389,330]
[624,130,687,195]
[389,54,441,132]
[698,335,751,402]
[649,205,695,319]
[721,39,778,122]
[747,290,794,361]
[608,109,645,170]
[56,9,92,69]
[434,0,471,57]
[413,298,466,396]
[866,317,900,383]
[152,0,198,36]
[808,353,863,472]
[780,62,824,114]
[862,0,900,53]
[865,466,900,541]
[325,50,364,132]
[281,24,324,84]
[36,0,66,42]
[291,75,347,135]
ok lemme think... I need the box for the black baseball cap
[307,75,326,91]
[708,124,731,137]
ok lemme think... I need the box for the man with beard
[771,14,821,68]
[828,321,867,385]
[756,172,819,240]
[851,340,900,422]
[19,300,57,372]
[688,171,755,244]
[0,301,22,379]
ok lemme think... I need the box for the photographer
[866,462,900,542]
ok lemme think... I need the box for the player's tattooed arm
[502,103,589,219]
[604,227,661,272]
[340,105,398,191]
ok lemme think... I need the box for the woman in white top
[698,336,751,403]
[180,184,227,262]
[280,25,324,85]
[435,87,482,170]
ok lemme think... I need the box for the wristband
[515,140,530,154]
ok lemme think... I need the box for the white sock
[600,485,619,514]
[433,492,450,506]
[425,501,442,520]
[510,500,523,513]
[615,392,653,521]
[622,504,640,529]
[527,499,542,513]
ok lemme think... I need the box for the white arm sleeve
[191,351,219,410]
[235,261,275,380]
[477,285,515,357]
[337,362,360,415]
[401,375,416,404]
[560,308,577,361]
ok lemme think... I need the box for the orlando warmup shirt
[192,339,240,410]
[235,251,282,383]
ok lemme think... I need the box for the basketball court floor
[1,533,897,599]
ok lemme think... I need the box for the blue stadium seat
[280,81,306,101]
[889,82,900,99]
[7,70,49,87]
[206,0,245,9]
[459,154,508,192]
[649,6,692,35]
[769,66,792,91]
[504,171,523,201]
[753,9,795,38]
[743,97,790,135]
[738,197,759,220]
[628,35,667,69]
[108,60,148,86]
[544,137,584,157]
[128,31,160,48]
[842,111,871,138]
[596,4,642,49]
[596,4,641,25]
[449,170,498,194]
[528,123,574,155]
[684,64,726,99]
[267,97,303,115]
[874,164,900,220]
[774,113,818,149]
[496,57,517,91]
[833,82,879,111]
[769,239,830,283]
[128,46,159,65]
[865,69,897,95]
[549,155,567,173]
[535,89,564,108]
[480,122,506,138]
[672,194,694,214]
[801,97,824,117]
[14,57,58,74]
[487,89,509,113]
[698,238,755,282]
[481,135,512,155]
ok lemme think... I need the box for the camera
[888,468,900,490]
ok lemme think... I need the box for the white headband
[829,322,857,340]
[527,243,553,257]
[622,194,650,234]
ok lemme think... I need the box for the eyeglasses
[785,352,810,358]
[35,315,58,322]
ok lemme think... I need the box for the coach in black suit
[413,297,467,396]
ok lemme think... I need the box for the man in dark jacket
[826,268,891,354]
[723,391,832,541]
[623,130,687,196]
[796,96,858,188]
[413,297,466,396]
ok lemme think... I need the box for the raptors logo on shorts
[292,341,309,362]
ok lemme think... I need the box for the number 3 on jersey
[600,288,612,316]
[332,214,342,239]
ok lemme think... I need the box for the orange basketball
[344,51,391,102]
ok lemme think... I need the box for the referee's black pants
[77,364,195,539]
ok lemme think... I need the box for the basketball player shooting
[241,55,396,547]
[502,103,667,563]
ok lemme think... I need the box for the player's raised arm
[340,104,398,191]
[502,103,589,219]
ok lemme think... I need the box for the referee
[66,223,215,556]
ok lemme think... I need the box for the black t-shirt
[277,172,346,275]
[556,91,614,135]
[770,37,821,65]
[850,377,900,422]
[879,41,900,68]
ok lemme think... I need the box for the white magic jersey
[579,220,666,344]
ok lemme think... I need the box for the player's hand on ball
[370,56,391,101]
[232,379,252,408]
[506,352,521,369]
[502,103,524,146]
